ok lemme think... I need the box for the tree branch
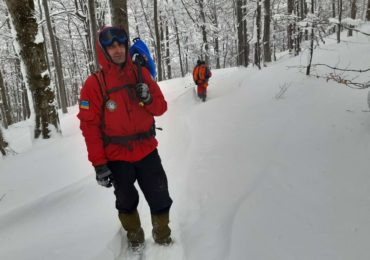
[312,63,370,73]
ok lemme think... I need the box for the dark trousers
[107,149,173,214]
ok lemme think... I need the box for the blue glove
[94,165,113,188]
[136,83,152,104]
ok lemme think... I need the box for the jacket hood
[96,31,134,72]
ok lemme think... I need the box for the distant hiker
[193,60,212,102]
[77,26,173,252]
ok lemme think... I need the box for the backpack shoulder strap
[92,70,109,102]
[132,54,144,84]
[92,70,108,129]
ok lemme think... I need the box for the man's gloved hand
[136,83,152,105]
[95,165,113,188]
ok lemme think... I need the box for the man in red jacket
[77,26,172,252]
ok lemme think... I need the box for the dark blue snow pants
[107,149,173,214]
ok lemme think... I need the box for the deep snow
[1,24,370,260]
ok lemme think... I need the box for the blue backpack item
[129,37,157,79]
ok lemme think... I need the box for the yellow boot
[151,212,172,245]
[118,210,145,251]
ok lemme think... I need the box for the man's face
[106,41,126,64]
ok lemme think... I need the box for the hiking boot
[151,212,172,245]
[118,210,145,250]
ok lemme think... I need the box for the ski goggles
[99,27,128,47]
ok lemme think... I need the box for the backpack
[94,37,156,97]
[129,37,157,80]
[193,64,210,84]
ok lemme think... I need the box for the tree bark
[198,0,209,64]
[0,69,12,128]
[287,0,294,52]
[0,127,9,156]
[42,0,68,114]
[110,0,129,37]
[236,0,244,66]
[210,0,220,69]
[254,0,262,69]
[243,0,249,67]
[88,0,99,70]
[172,12,185,77]
[306,0,315,75]
[154,0,163,81]
[348,0,357,37]
[337,0,342,43]
[263,0,271,63]
[5,0,60,139]
[165,15,172,79]
[367,0,370,21]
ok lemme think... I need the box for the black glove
[95,165,113,188]
[136,83,152,105]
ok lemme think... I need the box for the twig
[340,24,370,37]
[312,63,370,73]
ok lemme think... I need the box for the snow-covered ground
[1,24,370,260]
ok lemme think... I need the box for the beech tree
[0,68,12,128]
[348,0,357,36]
[154,0,163,80]
[42,0,68,113]
[236,0,244,66]
[263,0,272,63]
[110,0,129,36]
[0,127,8,156]
[4,0,60,138]
[254,0,262,69]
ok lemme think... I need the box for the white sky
[1,23,370,260]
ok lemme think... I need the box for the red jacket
[77,42,167,166]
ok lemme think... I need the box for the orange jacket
[193,64,212,85]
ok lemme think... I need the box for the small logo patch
[80,100,90,109]
[106,100,117,112]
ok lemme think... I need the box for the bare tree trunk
[154,0,163,81]
[287,0,294,52]
[367,0,370,20]
[21,84,30,120]
[88,0,99,70]
[198,0,209,64]
[172,12,185,77]
[160,11,166,79]
[110,0,129,37]
[0,69,12,128]
[306,0,315,75]
[243,0,249,67]
[42,0,68,114]
[263,0,271,63]
[347,0,357,36]
[165,16,172,79]
[6,12,30,122]
[332,0,336,32]
[254,0,262,69]
[211,0,220,69]
[75,0,96,74]
[5,0,60,139]
[236,0,244,66]
[337,0,342,43]
[0,127,9,156]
